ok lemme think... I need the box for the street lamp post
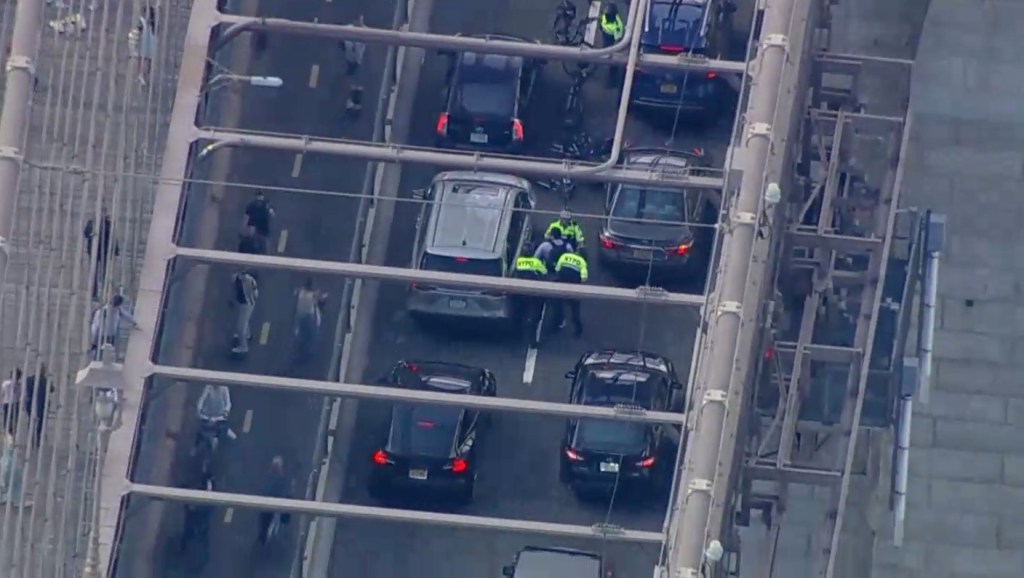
[77,344,124,578]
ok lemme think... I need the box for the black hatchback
[559,350,683,497]
[369,361,497,503]
[435,34,543,153]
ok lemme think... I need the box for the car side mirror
[412,188,428,200]
[671,381,683,390]
[502,565,515,577]
[564,370,576,380]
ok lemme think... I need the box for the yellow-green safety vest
[515,256,548,276]
[545,220,585,246]
[555,253,589,282]
[600,15,624,41]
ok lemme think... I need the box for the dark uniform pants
[513,271,545,345]
[552,270,584,336]
[601,30,624,88]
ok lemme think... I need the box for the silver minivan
[407,171,536,322]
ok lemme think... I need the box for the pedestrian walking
[1,370,22,436]
[294,278,326,360]
[238,225,268,255]
[24,366,49,447]
[84,211,119,300]
[231,271,259,354]
[342,15,367,116]
[90,295,138,354]
[128,6,158,86]
[244,190,275,240]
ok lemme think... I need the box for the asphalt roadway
[123,0,742,576]
[325,1,738,577]
[124,0,396,575]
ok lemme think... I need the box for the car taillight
[659,45,686,54]
[675,242,692,256]
[565,448,584,461]
[372,449,392,466]
[706,71,718,80]
[451,457,469,474]
[436,113,449,136]
[512,118,524,141]
[600,233,620,250]
[636,456,656,468]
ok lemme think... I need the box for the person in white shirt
[232,271,259,354]
[1,370,22,435]
[90,295,138,355]
[196,384,236,443]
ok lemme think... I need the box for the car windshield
[575,419,647,454]
[389,404,462,458]
[645,2,706,49]
[422,253,503,277]
[455,80,516,118]
[612,187,689,223]
[583,370,653,405]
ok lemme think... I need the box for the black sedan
[435,34,543,152]
[369,361,497,503]
[599,148,718,281]
[559,350,683,497]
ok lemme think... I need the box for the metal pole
[0,0,42,289]
[669,0,798,573]
[82,424,110,578]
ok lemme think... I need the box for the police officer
[535,228,574,272]
[513,248,549,346]
[544,210,585,248]
[599,4,625,87]
[552,248,589,337]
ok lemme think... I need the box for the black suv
[435,34,543,152]
[369,360,497,503]
[503,546,612,578]
[559,350,683,496]
[599,148,718,281]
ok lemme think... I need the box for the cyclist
[257,456,294,544]
[544,210,585,248]
[179,458,215,551]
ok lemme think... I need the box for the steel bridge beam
[173,246,706,305]
[214,12,748,74]
[128,484,666,543]
[151,365,688,424]
[193,127,726,189]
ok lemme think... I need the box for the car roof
[581,350,672,374]
[514,547,602,578]
[426,175,521,258]
[402,361,484,392]
[454,34,532,73]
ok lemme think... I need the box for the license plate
[660,83,678,94]
[449,298,467,309]
[409,469,428,480]
[599,462,620,473]
[633,249,654,260]
[470,133,489,144]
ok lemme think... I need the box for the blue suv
[631,0,728,119]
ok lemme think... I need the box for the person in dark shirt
[23,366,49,447]
[83,212,119,299]
[244,190,274,239]
[257,456,293,544]
[237,225,268,255]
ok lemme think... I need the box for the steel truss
[740,31,915,578]
[174,246,705,305]
[152,365,687,424]
[214,12,748,74]
[194,128,727,189]
[127,484,665,543]
[97,0,710,573]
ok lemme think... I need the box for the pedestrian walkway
[867,0,1024,576]
[0,0,191,575]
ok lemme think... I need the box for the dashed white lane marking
[242,409,254,433]
[259,322,271,345]
[523,348,538,386]
[291,153,304,177]
[277,229,289,253]
[308,64,320,88]
[223,508,234,524]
